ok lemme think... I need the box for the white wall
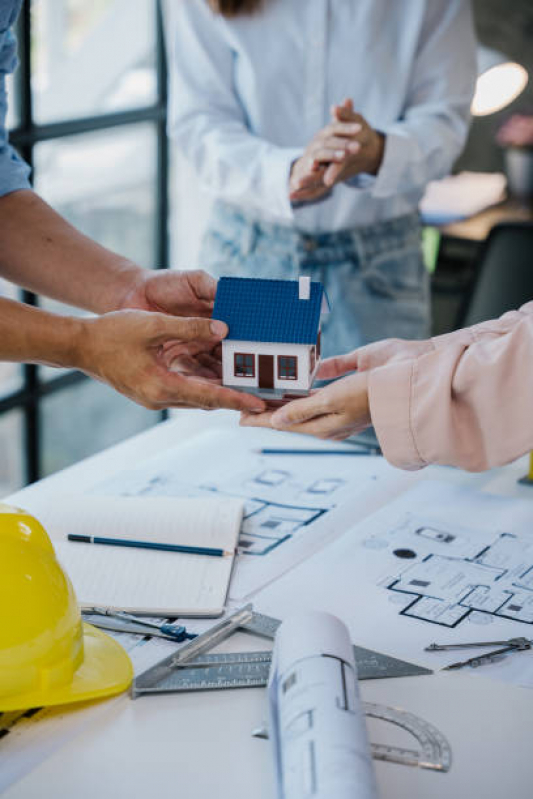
[222,341,313,392]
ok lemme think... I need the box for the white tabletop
[3,411,533,799]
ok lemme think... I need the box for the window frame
[277,355,298,381]
[0,0,169,485]
[234,352,255,378]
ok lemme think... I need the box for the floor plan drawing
[373,515,533,627]
[96,429,377,559]
[254,481,533,689]
[93,428,395,597]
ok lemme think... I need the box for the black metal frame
[1,0,169,484]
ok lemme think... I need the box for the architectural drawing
[374,515,533,627]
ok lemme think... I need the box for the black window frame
[234,352,255,378]
[278,355,298,381]
[1,0,169,486]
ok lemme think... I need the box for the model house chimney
[299,275,311,300]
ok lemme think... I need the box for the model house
[213,276,330,398]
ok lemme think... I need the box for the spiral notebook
[29,495,244,617]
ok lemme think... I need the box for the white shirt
[165,0,477,233]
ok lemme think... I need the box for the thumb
[153,315,228,345]
[317,351,359,380]
[187,269,217,302]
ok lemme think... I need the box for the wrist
[368,131,385,176]
[69,316,98,375]
[90,259,146,313]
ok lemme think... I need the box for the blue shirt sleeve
[0,0,31,197]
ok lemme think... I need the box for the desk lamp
[472,46,528,117]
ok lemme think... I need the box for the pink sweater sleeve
[358,301,533,371]
[368,302,533,472]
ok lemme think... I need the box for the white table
[3,411,533,799]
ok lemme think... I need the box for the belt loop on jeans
[239,219,258,257]
[350,228,365,266]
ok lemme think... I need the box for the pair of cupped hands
[92,263,428,443]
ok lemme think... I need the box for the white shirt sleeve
[371,0,477,199]
[164,0,301,221]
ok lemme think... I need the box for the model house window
[278,356,298,380]
[310,346,316,374]
[317,330,322,359]
[234,353,255,377]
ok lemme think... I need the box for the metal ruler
[133,605,431,697]
[252,703,452,772]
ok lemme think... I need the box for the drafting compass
[426,636,533,669]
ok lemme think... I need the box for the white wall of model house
[222,339,318,392]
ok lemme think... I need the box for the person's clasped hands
[289,98,385,203]
[72,268,265,413]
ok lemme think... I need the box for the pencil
[256,448,377,456]
[67,534,230,557]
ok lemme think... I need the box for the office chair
[456,221,533,328]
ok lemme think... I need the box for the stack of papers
[420,171,507,225]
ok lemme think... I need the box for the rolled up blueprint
[268,611,377,799]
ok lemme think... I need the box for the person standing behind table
[165,0,477,358]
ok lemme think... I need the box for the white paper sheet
[256,481,533,689]
[269,611,377,799]
[90,427,416,599]
[20,495,243,616]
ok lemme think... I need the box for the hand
[74,311,265,412]
[118,268,216,318]
[322,99,385,188]
[240,372,370,440]
[317,338,434,380]
[289,119,363,202]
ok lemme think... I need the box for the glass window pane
[34,123,157,266]
[33,123,157,381]
[31,0,157,124]
[0,409,24,497]
[5,72,20,131]
[41,378,158,476]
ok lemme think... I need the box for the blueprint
[255,481,533,689]
[91,428,406,599]
[377,516,533,627]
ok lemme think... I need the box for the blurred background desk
[431,199,533,335]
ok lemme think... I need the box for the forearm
[0,190,144,313]
[369,315,533,472]
[0,296,84,369]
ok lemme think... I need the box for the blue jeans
[200,202,430,359]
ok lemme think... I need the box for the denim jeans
[200,201,430,359]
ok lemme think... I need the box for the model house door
[258,355,274,389]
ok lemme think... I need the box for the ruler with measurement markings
[133,605,431,697]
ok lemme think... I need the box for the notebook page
[25,495,243,551]
[54,540,234,615]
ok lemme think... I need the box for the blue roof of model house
[213,277,328,344]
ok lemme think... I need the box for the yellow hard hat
[0,503,133,712]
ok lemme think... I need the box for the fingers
[316,352,360,380]
[270,392,329,429]
[240,410,277,428]
[324,121,362,138]
[151,314,228,346]
[185,269,217,302]
[143,371,266,413]
[323,161,346,187]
